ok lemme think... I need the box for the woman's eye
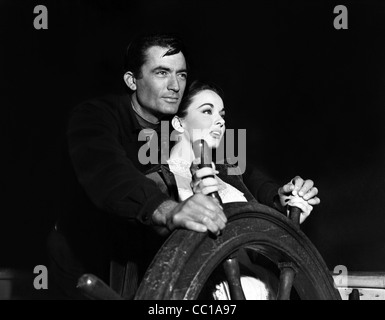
[203,109,212,115]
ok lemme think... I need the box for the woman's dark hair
[124,32,189,78]
[176,80,225,118]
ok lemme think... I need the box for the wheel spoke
[222,254,246,300]
[277,262,298,300]
[348,289,360,300]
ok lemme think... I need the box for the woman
[166,80,313,217]
[146,80,315,299]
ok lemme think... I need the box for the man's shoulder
[74,93,131,114]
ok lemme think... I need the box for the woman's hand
[285,195,314,224]
[190,158,220,196]
[278,176,321,224]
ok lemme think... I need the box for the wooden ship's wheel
[79,141,340,300]
[134,202,340,300]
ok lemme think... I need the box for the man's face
[133,46,187,122]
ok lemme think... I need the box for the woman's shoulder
[216,159,244,177]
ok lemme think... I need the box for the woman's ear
[171,116,184,133]
[123,72,137,91]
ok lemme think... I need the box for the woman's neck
[169,137,195,163]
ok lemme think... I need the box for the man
[48,33,319,299]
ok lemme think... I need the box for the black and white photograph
[1,0,385,303]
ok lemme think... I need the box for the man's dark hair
[124,33,189,78]
[176,80,225,118]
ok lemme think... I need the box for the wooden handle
[289,206,301,226]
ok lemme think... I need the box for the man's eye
[178,73,188,79]
[156,71,167,76]
[220,113,225,119]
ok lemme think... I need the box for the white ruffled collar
[167,158,192,179]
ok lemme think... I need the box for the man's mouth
[163,97,179,103]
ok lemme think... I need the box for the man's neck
[131,94,160,125]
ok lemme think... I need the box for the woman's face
[180,89,226,149]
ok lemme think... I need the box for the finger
[198,177,218,187]
[192,178,218,194]
[200,215,221,235]
[212,199,227,224]
[184,220,208,233]
[292,176,304,196]
[218,211,227,224]
[307,196,320,206]
[190,179,201,191]
[207,213,227,231]
[298,180,314,197]
[201,186,220,196]
[190,158,200,176]
[302,187,318,201]
[195,194,223,211]
[280,184,294,195]
[203,205,226,229]
[288,199,313,215]
[192,157,201,165]
[191,178,219,195]
[194,167,218,179]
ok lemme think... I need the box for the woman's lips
[210,130,222,139]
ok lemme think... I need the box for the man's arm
[67,101,170,225]
[243,162,320,223]
[67,101,227,232]
[242,162,285,212]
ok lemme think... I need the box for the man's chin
[162,105,179,115]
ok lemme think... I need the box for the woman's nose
[215,117,225,127]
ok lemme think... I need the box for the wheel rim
[135,201,341,300]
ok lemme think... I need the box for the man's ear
[123,72,137,91]
[171,116,184,133]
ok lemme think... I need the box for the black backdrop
[1,0,385,275]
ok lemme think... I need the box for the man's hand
[152,194,227,235]
[278,176,321,223]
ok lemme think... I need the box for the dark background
[1,0,385,278]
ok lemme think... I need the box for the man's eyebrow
[153,66,172,72]
[177,68,188,74]
[152,66,188,73]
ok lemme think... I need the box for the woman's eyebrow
[197,103,214,109]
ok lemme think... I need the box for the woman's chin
[205,137,221,149]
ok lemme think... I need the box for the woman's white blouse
[167,158,247,203]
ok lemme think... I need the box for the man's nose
[167,74,180,92]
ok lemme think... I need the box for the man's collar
[125,94,163,134]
